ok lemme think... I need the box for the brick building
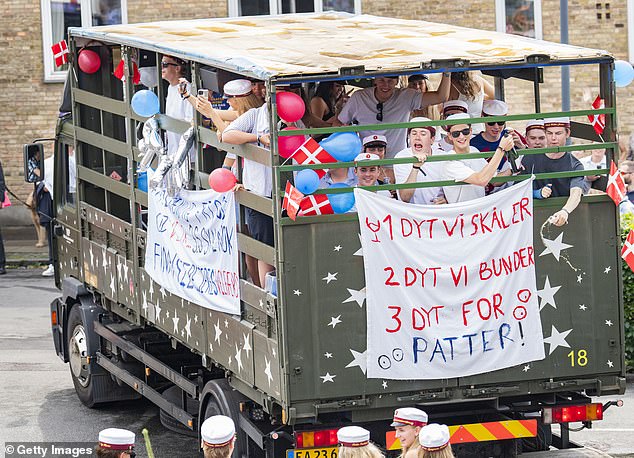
[1,0,632,226]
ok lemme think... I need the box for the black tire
[159,385,199,437]
[67,305,117,408]
[201,379,250,457]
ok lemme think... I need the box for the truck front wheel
[67,305,117,408]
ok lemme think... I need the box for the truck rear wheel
[201,379,250,457]
[67,305,117,408]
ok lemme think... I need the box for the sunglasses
[161,61,179,68]
[376,102,384,122]
[450,128,471,138]
[486,121,506,127]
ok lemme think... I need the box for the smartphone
[179,81,187,93]
[198,89,209,99]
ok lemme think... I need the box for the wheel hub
[69,325,90,387]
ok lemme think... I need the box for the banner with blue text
[355,179,544,379]
[146,188,240,315]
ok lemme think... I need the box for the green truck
[29,12,625,457]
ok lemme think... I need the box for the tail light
[543,403,603,424]
[294,429,339,448]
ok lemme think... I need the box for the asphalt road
[0,268,632,458]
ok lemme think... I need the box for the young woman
[448,71,495,133]
[391,407,428,458]
[337,426,385,458]
[418,424,455,458]
[310,81,345,122]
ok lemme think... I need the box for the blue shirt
[470,131,508,170]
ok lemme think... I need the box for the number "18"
[567,349,588,367]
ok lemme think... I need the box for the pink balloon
[78,49,101,74]
[209,168,237,193]
[278,127,305,159]
[277,91,305,123]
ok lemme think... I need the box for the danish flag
[291,138,336,179]
[282,181,304,221]
[606,160,626,206]
[51,40,69,67]
[587,95,605,135]
[299,194,334,216]
[113,59,141,85]
[622,229,634,273]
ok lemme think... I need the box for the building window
[495,0,542,40]
[228,0,361,17]
[41,0,128,83]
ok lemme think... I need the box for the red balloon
[277,91,305,123]
[78,49,101,74]
[278,127,305,159]
[208,168,237,193]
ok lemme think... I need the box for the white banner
[355,179,544,379]
[145,187,240,315]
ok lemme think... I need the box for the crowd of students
[93,407,455,457]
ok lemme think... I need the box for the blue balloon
[137,171,148,192]
[131,89,160,117]
[327,182,355,213]
[614,60,634,87]
[320,132,362,162]
[295,169,320,194]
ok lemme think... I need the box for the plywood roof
[70,12,611,80]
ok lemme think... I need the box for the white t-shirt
[165,83,194,155]
[393,146,445,205]
[223,105,272,197]
[579,154,607,171]
[442,146,490,203]
[338,87,423,158]
[436,136,453,152]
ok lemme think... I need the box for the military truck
[29,12,625,457]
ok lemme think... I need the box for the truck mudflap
[385,419,537,450]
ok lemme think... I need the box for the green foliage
[621,213,634,370]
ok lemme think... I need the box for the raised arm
[549,187,583,226]
[421,73,451,107]
[462,136,513,186]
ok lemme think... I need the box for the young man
[470,100,525,170]
[521,117,589,226]
[391,407,429,458]
[335,74,451,159]
[394,117,446,204]
[361,134,394,188]
[436,100,469,152]
[200,415,236,458]
[161,55,194,155]
[442,113,514,203]
[524,119,547,149]
[96,428,135,458]
[353,152,392,198]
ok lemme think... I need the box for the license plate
[287,447,338,458]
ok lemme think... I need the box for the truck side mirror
[23,143,44,183]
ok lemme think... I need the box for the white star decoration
[343,287,366,308]
[537,276,561,310]
[605,320,614,327]
[154,301,162,322]
[328,315,342,328]
[235,344,243,372]
[264,356,273,386]
[224,319,229,328]
[160,287,167,299]
[543,325,572,355]
[142,291,148,314]
[116,261,122,279]
[322,272,338,284]
[345,349,367,375]
[102,250,108,273]
[324,352,333,359]
[214,319,223,343]
[333,245,342,252]
[382,381,388,389]
[607,360,614,368]
[523,365,531,372]
[109,275,116,295]
[149,281,155,300]
[184,316,192,339]
[320,372,336,383]
[577,275,583,283]
[540,233,573,261]
[354,233,363,257]
[172,311,180,333]
[89,245,94,267]
[604,266,612,274]
[243,333,252,357]
[579,304,587,311]
[293,289,302,296]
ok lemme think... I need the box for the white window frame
[627,0,634,63]
[228,0,361,17]
[41,0,128,83]
[495,0,542,40]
